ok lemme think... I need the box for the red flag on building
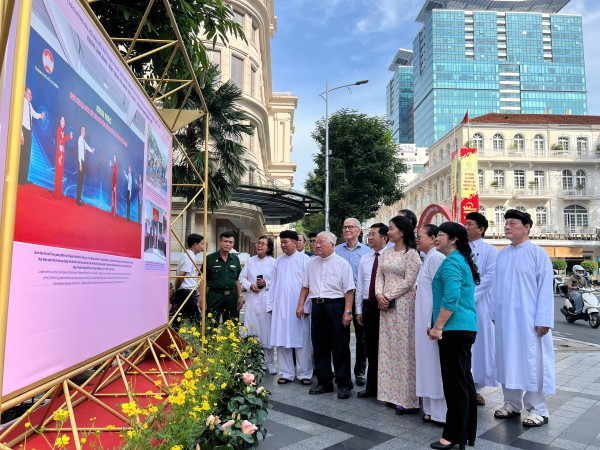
[153,208,159,221]
[462,111,469,124]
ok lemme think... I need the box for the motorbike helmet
[573,265,585,275]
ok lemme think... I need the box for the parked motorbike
[560,287,600,328]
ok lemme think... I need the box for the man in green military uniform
[205,231,243,323]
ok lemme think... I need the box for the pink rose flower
[241,420,258,435]
[242,372,255,385]
[221,419,235,429]
[206,415,221,426]
[256,386,264,395]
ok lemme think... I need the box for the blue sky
[270,0,600,191]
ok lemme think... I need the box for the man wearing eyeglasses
[308,232,318,256]
[335,217,370,386]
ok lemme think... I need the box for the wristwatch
[344,310,353,315]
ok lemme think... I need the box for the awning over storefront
[233,184,323,225]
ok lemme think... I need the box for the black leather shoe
[357,389,376,398]
[309,385,333,395]
[337,387,351,399]
[430,442,465,450]
[355,376,366,386]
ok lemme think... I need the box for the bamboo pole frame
[0,0,210,446]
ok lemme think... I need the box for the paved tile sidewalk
[258,337,600,449]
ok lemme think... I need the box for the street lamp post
[321,79,368,231]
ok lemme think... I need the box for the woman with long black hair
[428,221,479,450]
[375,215,422,415]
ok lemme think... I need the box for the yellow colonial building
[375,113,600,263]
[170,0,320,258]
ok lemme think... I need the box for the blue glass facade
[387,66,414,143]
[412,10,588,147]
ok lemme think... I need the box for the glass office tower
[412,0,587,147]
[387,49,414,144]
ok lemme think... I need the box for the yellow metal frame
[0,0,209,446]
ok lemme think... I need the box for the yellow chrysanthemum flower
[54,435,70,448]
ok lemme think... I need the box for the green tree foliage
[580,259,598,274]
[552,259,567,271]
[174,65,253,236]
[302,109,407,234]
[90,0,245,92]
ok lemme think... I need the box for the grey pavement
[258,334,600,449]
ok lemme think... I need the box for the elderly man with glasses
[335,218,370,386]
[297,231,355,399]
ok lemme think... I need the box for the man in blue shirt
[335,217,370,386]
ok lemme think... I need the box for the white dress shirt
[78,135,93,163]
[355,248,387,314]
[22,98,42,130]
[302,252,355,299]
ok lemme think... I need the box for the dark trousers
[173,289,200,322]
[19,127,32,184]
[311,299,353,389]
[353,299,367,377]
[126,191,131,221]
[206,291,239,324]
[362,301,380,391]
[76,165,85,202]
[438,331,477,445]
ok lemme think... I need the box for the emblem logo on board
[42,49,54,74]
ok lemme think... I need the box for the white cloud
[354,0,422,34]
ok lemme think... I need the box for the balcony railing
[477,148,600,159]
[485,226,599,240]
[478,187,553,197]
[560,189,592,197]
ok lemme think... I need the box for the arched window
[494,205,506,226]
[562,169,573,190]
[439,179,445,201]
[557,136,569,151]
[454,138,459,151]
[533,134,545,156]
[513,169,525,189]
[492,133,504,151]
[492,169,505,188]
[563,205,588,232]
[535,206,548,227]
[534,170,545,188]
[439,148,443,161]
[575,170,586,190]
[433,183,438,202]
[446,143,451,157]
[515,205,527,213]
[512,134,525,152]
[446,176,452,199]
[478,170,484,189]
[472,133,484,150]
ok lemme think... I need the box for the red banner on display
[458,148,479,224]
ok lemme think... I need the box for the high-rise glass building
[412,0,588,147]
[387,49,414,144]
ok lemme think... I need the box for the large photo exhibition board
[3,0,172,397]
